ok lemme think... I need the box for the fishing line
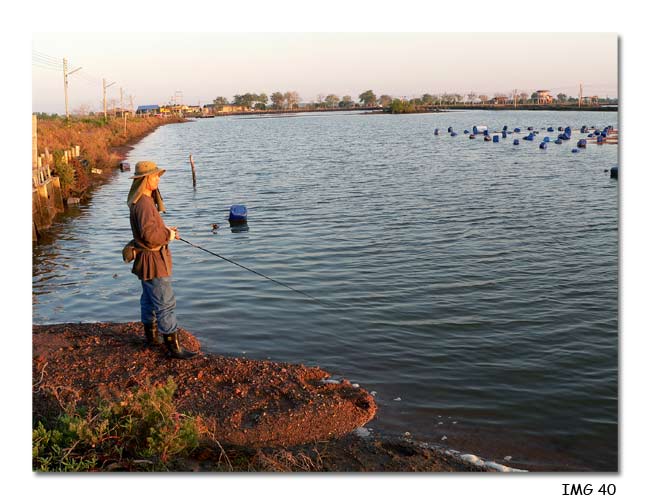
[178,237,332,308]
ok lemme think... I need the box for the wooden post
[124,112,128,136]
[189,154,197,189]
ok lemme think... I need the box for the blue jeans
[140,277,178,335]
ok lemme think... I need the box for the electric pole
[579,83,583,108]
[103,78,116,121]
[63,58,82,120]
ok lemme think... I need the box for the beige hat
[129,160,166,179]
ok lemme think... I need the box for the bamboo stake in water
[189,154,197,189]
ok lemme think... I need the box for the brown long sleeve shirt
[129,195,173,281]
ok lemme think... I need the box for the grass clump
[33,378,199,472]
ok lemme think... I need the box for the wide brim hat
[129,160,166,179]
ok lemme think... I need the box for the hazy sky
[32,32,618,113]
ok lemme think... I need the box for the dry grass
[36,116,182,198]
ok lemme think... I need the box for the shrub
[33,378,199,472]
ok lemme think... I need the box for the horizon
[32,33,618,114]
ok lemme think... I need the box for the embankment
[32,322,494,472]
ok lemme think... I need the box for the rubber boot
[163,331,197,359]
[144,321,163,347]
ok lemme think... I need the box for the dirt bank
[32,322,492,471]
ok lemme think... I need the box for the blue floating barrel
[451,131,458,137]
[503,125,508,131]
[577,139,587,148]
[528,126,534,131]
[594,129,601,136]
[547,127,554,132]
[473,126,478,134]
[448,126,453,133]
[493,135,499,143]
[120,161,130,172]
[464,129,469,134]
[502,131,507,138]
[514,128,521,133]
[588,133,594,138]
[483,129,489,136]
[434,128,439,135]
[229,204,248,223]
[558,126,564,131]
[601,129,608,137]
[554,139,563,145]
[513,139,520,145]
[469,134,476,139]
[580,126,588,134]
[597,135,605,144]
[539,142,547,149]
[543,136,550,143]
[571,148,579,153]
[610,166,618,179]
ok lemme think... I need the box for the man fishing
[127,160,196,359]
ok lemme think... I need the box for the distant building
[220,105,250,113]
[536,90,553,105]
[136,105,161,116]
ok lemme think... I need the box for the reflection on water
[33,110,618,470]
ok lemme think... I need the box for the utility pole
[579,83,583,108]
[120,87,124,117]
[103,78,116,121]
[63,58,82,120]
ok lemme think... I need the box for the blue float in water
[472,126,478,135]
[528,127,534,131]
[572,148,579,153]
[513,139,520,145]
[451,131,458,137]
[610,166,618,179]
[597,135,605,144]
[555,139,563,145]
[503,125,508,131]
[588,133,594,138]
[577,139,587,148]
[543,136,550,143]
[434,128,439,135]
[539,142,547,149]
[514,128,521,133]
[493,135,499,143]
[464,129,469,134]
[229,204,248,223]
[547,127,554,132]
[483,130,490,136]
[448,126,453,133]
[502,131,507,138]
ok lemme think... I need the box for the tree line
[209,89,617,112]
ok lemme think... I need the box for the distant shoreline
[192,104,616,118]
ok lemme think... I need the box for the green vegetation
[33,378,199,472]
[388,98,417,114]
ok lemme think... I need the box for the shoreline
[31,322,514,472]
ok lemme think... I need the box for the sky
[32,32,618,114]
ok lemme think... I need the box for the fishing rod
[178,237,330,307]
